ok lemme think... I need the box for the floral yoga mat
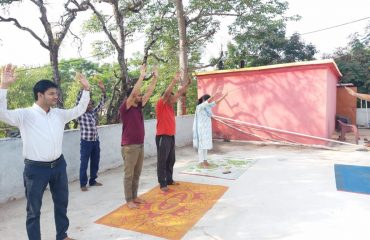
[180,155,256,180]
[95,181,228,239]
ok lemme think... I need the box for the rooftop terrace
[1,130,370,239]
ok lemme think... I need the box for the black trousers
[156,135,176,188]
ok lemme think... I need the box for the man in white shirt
[0,64,90,240]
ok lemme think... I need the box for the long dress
[193,100,216,150]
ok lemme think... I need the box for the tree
[148,0,299,114]
[0,0,89,107]
[220,28,316,69]
[83,0,297,117]
[83,0,165,123]
[325,24,370,94]
[0,58,121,137]
[174,0,188,115]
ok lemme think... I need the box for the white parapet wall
[0,115,194,204]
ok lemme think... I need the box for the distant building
[195,59,342,145]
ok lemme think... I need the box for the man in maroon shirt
[119,64,158,209]
[156,73,191,192]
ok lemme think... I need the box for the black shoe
[90,182,103,186]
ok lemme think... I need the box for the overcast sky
[0,0,369,66]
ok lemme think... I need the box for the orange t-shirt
[156,98,175,136]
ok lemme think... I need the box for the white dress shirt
[0,89,90,162]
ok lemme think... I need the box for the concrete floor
[1,139,370,240]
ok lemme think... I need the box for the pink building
[195,59,342,145]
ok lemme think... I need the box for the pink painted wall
[325,69,340,137]
[195,60,341,145]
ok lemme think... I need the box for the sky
[0,0,369,66]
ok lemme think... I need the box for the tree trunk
[50,46,64,108]
[175,0,188,115]
[106,55,129,124]
[105,0,130,124]
[105,0,133,124]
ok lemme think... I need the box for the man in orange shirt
[155,72,190,192]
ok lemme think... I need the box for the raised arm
[77,72,90,91]
[162,71,180,104]
[345,86,370,101]
[142,65,158,106]
[75,71,91,106]
[0,64,23,127]
[0,64,16,110]
[62,72,90,123]
[126,64,146,109]
[93,80,107,112]
[214,91,228,104]
[170,74,191,104]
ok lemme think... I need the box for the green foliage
[0,65,52,137]
[1,0,324,137]
[129,54,176,118]
[284,33,316,62]
[82,1,151,60]
[59,58,103,105]
[7,66,53,109]
[193,0,315,68]
[127,53,198,117]
[60,59,119,126]
[185,77,198,114]
[63,80,81,109]
[326,24,370,94]
[138,0,303,97]
[0,59,120,136]
[81,11,117,58]
[220,29,317,69]
[81,0,298,117]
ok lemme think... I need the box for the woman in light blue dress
[193,92,228,167]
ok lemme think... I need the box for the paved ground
[1,138,370,240]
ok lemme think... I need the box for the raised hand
[140,64,147,78]
[0,64,17,89]
[76,72,90,91]
[215,90,228,104]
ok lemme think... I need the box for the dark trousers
[23,156,69,240]
[156,135,176,188]
[80,139,100,187]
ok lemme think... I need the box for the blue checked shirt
[76,90,106,141]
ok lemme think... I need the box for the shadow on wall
[198,66,337,145]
